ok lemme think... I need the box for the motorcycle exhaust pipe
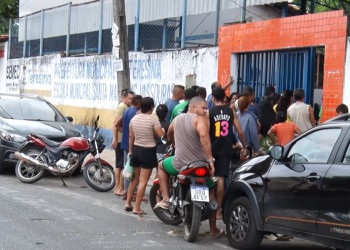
[14,152,71,175]
[201,200,218,221]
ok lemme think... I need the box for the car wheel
[226,196,263,250]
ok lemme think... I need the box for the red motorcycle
[14,116,115,192]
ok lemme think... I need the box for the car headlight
[0,130,27,143]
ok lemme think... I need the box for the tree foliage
[0,0,18,18]
[0,0,19,35]
[292,0,340,13]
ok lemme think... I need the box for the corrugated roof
[133,0,285,24]
[19,0,91,17]
[21,0,287,23]
[18,0,286,40]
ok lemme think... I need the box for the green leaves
[0,0,18,34]
[0,0,19,19]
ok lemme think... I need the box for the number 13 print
[214,121,229,137]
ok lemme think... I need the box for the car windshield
[0,97,66,122]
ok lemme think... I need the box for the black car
[223,114,350,250]
[0,93,82,171]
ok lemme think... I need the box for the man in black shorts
[112,89,134,195]
[209,87,247,219]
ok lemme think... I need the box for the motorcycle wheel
[183,190,202,242]
[83,161,115,192]
[149,184,182,225]
[15,149,46,183]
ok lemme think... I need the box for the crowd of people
[110,80,348,234]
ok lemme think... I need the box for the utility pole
[113,0,130,94]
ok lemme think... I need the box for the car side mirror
[292,164,305,173]
[269,145,283,160]
[66,116,73,122]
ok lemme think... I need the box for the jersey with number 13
[209,105,234,156]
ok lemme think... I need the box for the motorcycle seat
[35,134,61,147]
[179,164,206,173]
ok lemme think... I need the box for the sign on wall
[5,48,218,109]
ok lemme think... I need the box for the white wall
[343,37,350,108]
[5,47,218,109]
[0,41,7,93]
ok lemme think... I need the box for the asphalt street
[0,149,333,250]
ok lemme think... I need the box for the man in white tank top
[287,88,316,133]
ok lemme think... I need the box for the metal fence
[9,1,113,59]
[8,0,278,59]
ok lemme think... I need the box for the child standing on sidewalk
[267,111,301,146]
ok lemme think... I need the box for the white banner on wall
[5,48,218,109]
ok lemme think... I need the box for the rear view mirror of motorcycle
[94,115,100,128]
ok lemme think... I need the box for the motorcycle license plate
[190,185,209,202]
